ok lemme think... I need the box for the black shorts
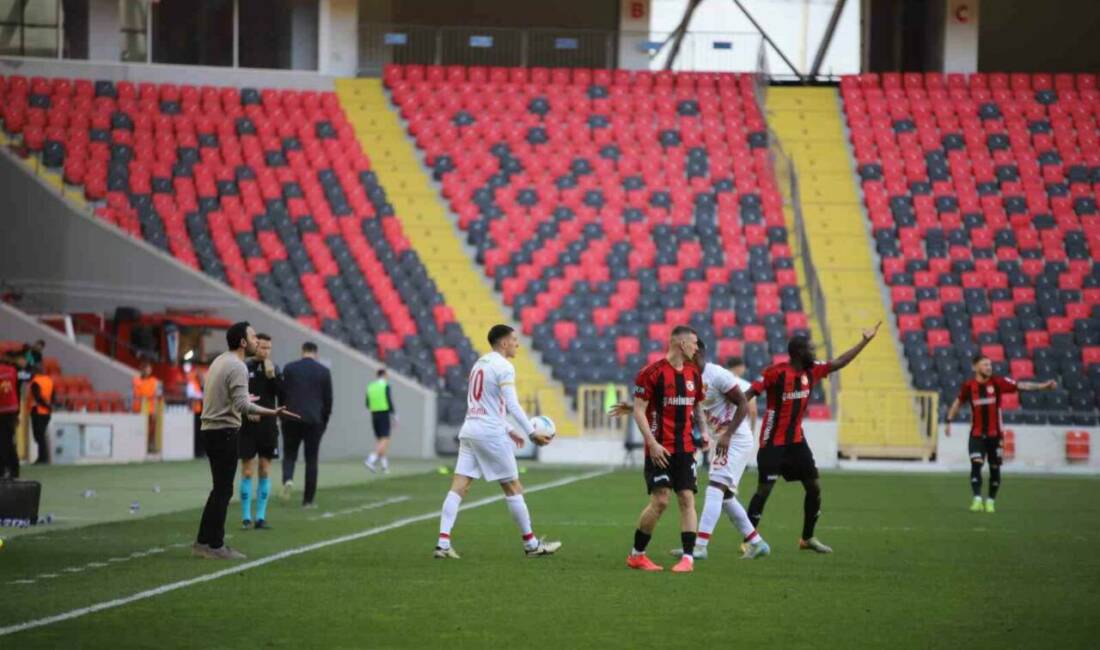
[238,426,279,460]
[757,442,819,483]
[371,412,391,438]
[644,452,697,494]
[968,436,1003,465]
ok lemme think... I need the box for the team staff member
[193,322,296,561]
[0,353,20,478]
[744,324,881,555]
[29,365,54,465]
[625,326,711,574]
[280,342,332,507]
[945,356,1055,513]
[132,360,161,453]
[239,333,283,529]
[364,368,396,473]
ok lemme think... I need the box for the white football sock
[723,497,758,541]
[697,486,725,547]
[438,490,462,549]
[367,453,377,464]
[505,494,537,549]
[380,457,389,470]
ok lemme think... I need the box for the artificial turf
[1,462,1098,649]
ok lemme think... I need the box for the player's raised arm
[1016,379,1057,391]
[828,321,882,371]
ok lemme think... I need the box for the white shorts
[707,432,754,492]
[454,435,518,483]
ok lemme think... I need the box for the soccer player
[744,323,881,554]
[433,324,559,559]
[364,368,396,473]
[625,326,711,573]
[612,348,766,560]
[239,333,282,529]
[945,355,1056,513]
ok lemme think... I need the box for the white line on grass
[0,468,613,638]
[308,495,411,521]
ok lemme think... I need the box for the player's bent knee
[500,479,523,496]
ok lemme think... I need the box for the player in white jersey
[434,324,560,559]
[611,343,768,559]
[677,349,769,559]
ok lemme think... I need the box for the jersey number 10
[470,369,485,401]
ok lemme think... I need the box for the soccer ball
[531,415,556,440]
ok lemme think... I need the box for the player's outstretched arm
[829,321,882,371]
[608,401,633,418]
[1017,379,1057,391]
[944,398,963,437]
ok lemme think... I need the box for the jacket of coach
[281,357,332,428]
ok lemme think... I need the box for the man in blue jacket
[279,341,333,507]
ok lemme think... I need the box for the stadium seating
[386,64,823,408]
[841,72,1100,426]
[0,340,125,412]
[0,75,478,389]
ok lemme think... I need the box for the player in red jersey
[625,326,713,573]
[744,323,881,554]
[945,355,1055,513]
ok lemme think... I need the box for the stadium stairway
[766,87,930,459]
[335,78,577,435]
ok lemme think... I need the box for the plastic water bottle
[129,501,140,515]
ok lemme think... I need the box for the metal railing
[577,383,629,437]
[358,23,764,76]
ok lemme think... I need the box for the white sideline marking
[308,495,411,521]
[0,469,613,638]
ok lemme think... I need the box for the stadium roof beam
[729,0,803,82]
[657,0,705,70]
[809,0,848,79]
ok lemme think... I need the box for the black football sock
[748,491,768,528]
[802,489,822,540]
[970,463,983,497]
[632,529,652,554]
[988,466,1001,499]
[681,531,697,557]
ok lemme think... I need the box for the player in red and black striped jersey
[945,355,1056,513]
[625,326,713,573]
[744,323,881,554]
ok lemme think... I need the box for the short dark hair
[726,356,745,368]
[488,324,514,347]
[695,338,707,353]
[972,354,989,365]
[256,333,272,342]
[376,368,386,377]
[301,341,318,354]
[670,325,696,339]
[788,335,811,358]
[34,339,45,347]
[226,321,251,350]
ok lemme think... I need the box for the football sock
[970,463,983,497]
[631,529,652,556]
[747,492,768,529]
[367,453,377,465]
[722,497,757,540]
[437,490,462,549]
[504,495,537,549]
[239,477,253,522]
[988,466,1001,499]
[802,489,821,540]
[381,457,389,471]
[255,477,271,521]
[680,532,697,559]
[696,486,725,547]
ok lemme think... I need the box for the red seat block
[1066,431,1090,462]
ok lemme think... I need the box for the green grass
[2,463,1099,649]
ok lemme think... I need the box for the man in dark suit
[279,341,333,507]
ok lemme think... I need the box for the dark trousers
[196,428,239,549]
[282,420,323,504]
[31,412,50,464]
[0,413,18,478]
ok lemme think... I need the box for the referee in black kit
[239,333,283,530]
[280,341,333,508]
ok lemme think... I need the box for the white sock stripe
[0,469,612,638]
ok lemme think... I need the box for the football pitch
[2,462,1099,649]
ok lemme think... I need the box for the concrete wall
[0,150,437,460]
[319,0,358,76]
[0,302,137,395]
[936,425,1100,470]
[943,0,979,73]
[0,56,335,90]
[87,0,120,62]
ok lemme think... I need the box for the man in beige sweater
[193,321,296,560]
